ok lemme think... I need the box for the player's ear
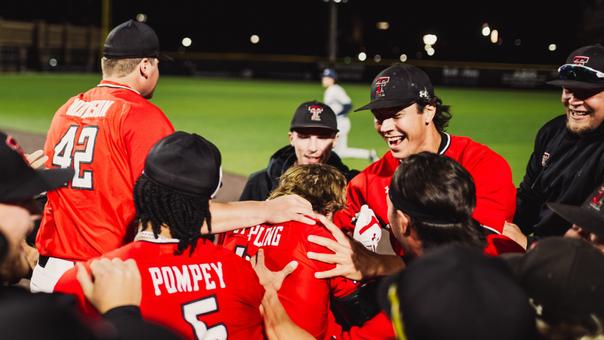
[139,58,150,79]
[288,131,294,145]
[398,211,411,236]
[421,104,436,125]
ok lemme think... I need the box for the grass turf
[0,73,562,184]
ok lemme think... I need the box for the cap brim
[2,168,74,202]
[290,125,338,133]
[546,79,604,90]
[158,52,174,62]
[354,97,415,112]
[547,202,604,239]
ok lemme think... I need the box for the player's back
[222,220,358,339]
[55,234,264,340]
[38,81,174,260]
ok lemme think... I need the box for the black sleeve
[514,122,549,235]
[239,170,269,201]
[103,306,183,340]
[340,103,353,116]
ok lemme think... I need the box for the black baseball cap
[0,132,73,203]
[547,182,604,239]
[547,45,604,90]
[103,19,164,59]
[503,237,604,323]
[144,132,222,198]
[379,245,535,340]
[290,101,338,133]
[355,63,434,112]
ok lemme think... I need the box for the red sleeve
[121,104,174,181]
[53,263,100,317]
[467,151,516,234]
[483,234,526,256]
[334,173,367,232]
[333,312,396,340]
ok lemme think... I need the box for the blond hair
[268,164,346,215]
[101,57,145,78]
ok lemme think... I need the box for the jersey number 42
[52,125,98,190]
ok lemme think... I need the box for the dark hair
[134,174,213,255]
[417,96,452,132]
[391,152,485,250]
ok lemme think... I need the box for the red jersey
[54,233,264,340]
[37,80,174,260]
[335,133,516,237]
[221,220,359,339]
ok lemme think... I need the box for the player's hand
[263,195,317,225]
[306,214,364,281]
[77,258,142,314]
[25,149,48,169]
[353,205,382,253]
[502,221,528,250]
[252,248,298,292]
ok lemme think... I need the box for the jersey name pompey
[148,262,226,296]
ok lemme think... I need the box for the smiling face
[372,103,437,159]
[289,128,338,165]
[562,87,604,135]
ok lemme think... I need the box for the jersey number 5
[52,125,98,190]
[183,296,227,339]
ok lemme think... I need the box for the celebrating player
[334,63,516,254]
[55,132,265,340]
[240,100,357,201]
[224,164,359,339]
[33,19,315,293]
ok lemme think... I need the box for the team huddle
[2,19,604,340]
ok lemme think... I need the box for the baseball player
[34,19,316,293]
[54,132,264,340]
[223,164,360,339]
[240,100,358,201]
[334,64,516,255]
[322,69,377,161]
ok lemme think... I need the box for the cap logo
[375,77,391,97]
[573,56,590,65]
[590,186,604,211]
[419,88,429,100]
[308,105,324,121]
[541,152,550,167]
[5,134,28,163]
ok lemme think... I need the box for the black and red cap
[356,63,434,112]
[103,19,164,59]
[547,45,604,90]
[0,132,73,203]
[144,132,222,198]
[290,101,338,133]
[547,182,604,239]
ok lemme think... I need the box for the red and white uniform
[334,133,516,253]
[221,220,359,340]
[37,80,174,261]
[54,232,264,340]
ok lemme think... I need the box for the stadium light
[49,58,58,67]
[399,54,408,62]
[358,52,367,61]
[548,43,557,51]
[181,37,192,47]
[514,39,522,47]
[376,21,390,30]
[424,44,432,52]
[136,13,147,23]
[490,29,499,44]
[481,23,490,37]
[426,47,435,56]
[374,54,382,63]
[423,34,437,46]
[250,34,260,44]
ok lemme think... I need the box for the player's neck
[102,75,139,92]
[422,126,442,154]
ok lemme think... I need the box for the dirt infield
[5,128,247,202]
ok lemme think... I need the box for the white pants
[334,115,373,160]
[30,256,75,293]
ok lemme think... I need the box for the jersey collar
[97,80,141,95]
[134,230,179,243]
[437,132,451,155]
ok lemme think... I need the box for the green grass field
[0,73,562,184]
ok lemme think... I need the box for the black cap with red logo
[547,182,604,239]
[547,44,604,90]
[290,101,338,133]
[355,63,434,112]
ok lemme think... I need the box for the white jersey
[323,84,351,116]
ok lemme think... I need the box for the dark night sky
[0,0,597,64]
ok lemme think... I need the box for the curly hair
[268,164,347,215]
[417,95,452,132]
[134,174,213,255]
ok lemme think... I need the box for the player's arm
[333,175,367,232]
[307,215,405,281]
[203,195,316,234]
